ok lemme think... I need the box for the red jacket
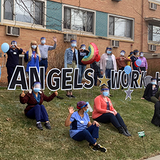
[20,90,56,114]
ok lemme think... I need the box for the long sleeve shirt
[116,56,131,69]
[138,57,148,70]
[38,43,56,59]
[92,95,115,119]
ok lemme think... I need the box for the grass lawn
[0,87,160,160]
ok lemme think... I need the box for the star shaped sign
[98,74,110,86]
[124,87,134,100]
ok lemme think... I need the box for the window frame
[62,4,96,35]
[108,14,134,41]
[1,0,46,28]
[148,24,160,44]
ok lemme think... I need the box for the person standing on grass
[64,39,79,98]
[6,41,25,85]
[65,101,106,152]
[90,60,102,86]
[24,41,41,74]
[141,78,160,104]
[138,52,148,72]
[92,85,131,137]
[100,46,117,90]
[78,44,89,83]
[20,82,58,130]
[39,37,57,74]
[130,49,139,71]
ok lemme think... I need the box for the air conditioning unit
[148,44,156,51]
[64,34,77,42]
[149,2,157,10]
[111,40,119,48]
[6,26,20,36]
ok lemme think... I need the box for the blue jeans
[105,69,111,89]
[39,59,48,74]
[94,113,126,129]
[26,104,49,122]
[78,64,86,83]
[72,125,99,145]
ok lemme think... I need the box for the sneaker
[66,94,71,98]
[89,143,106,152]
[70,95,75,98]
[36,123,43,130]
[44,122,51,130]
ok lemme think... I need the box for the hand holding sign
[54,91,58,96]
[21,91,25,97]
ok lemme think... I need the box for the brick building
[0,0,160,85]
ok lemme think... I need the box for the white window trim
[149,0,160,5]
[107,13,134,41]
[62,4,96,35]
[1,0,46,29]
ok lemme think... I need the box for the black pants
[140,67,146,71]
[94,113,126,129]
[7,66,15,85]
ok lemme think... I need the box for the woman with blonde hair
[24,41,41,73]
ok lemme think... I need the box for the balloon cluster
[81,43,100,65]
[134,59,142,68]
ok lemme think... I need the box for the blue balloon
[1,43,9,53]
[136,59,142,67]
[124,65,132,75]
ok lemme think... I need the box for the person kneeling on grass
[151,96,160,127]
[141,78,160,104]
[20,82,58,130]
[92,85,131,137]
[65,101,106,152]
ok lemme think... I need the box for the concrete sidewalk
[145,155,160,160]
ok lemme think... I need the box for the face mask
[85,108,89,113]
[32,45,37,49]
[120,52,125,56]
[33,88,40,93]
[107,51,112,54]
[140,53,143,57]
[12,45,15,48]
[103,91,109,97]
[136,53,139,56]
[71,43,77,47]
[41,40,46,44]
[81,47,86,50]
[151,81,157,85]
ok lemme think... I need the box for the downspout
[141,0,144,52]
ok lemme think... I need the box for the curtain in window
[109,16,114,35]
[35,1,43,25]
[86,12,93,32]
[4,0,13,20]
[64,7,71,29]
[153,26,160,42]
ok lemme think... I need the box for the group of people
[5,37,57,85]
[20,81,131,152]
[5,37,160,153]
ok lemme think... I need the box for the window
[149,0,160,3]
[109,15,133,39]
[4,0,44,25]
[148,24,160,42]
[64,6,94,33]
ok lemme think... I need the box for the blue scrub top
[69,111,90,138]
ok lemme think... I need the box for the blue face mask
[33,88,40,93]
[107,51,112,54]
[71,43,77,47]
[85,108,89,113]
[32,45,37,49]
[41,40,46,44]
[103,91,109,97]
[151,81,157,85]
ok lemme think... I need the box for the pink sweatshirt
[92,95,115,119]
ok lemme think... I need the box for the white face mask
[140,53,143,57]
[41,40,46,44]
[32,45,37,49]
[120,52,125,56]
